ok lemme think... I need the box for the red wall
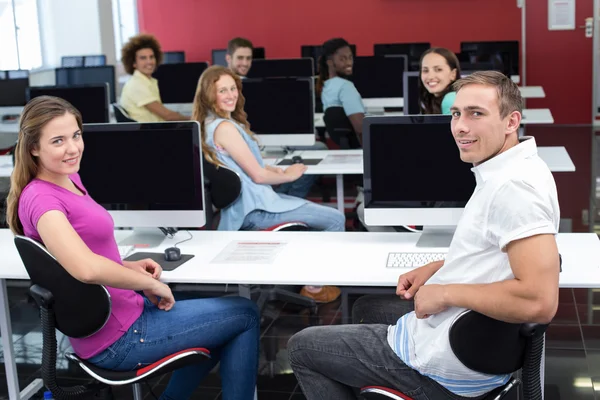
[137,0,521,63]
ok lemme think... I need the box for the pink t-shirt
[18,173,143,359]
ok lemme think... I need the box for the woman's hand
[123,259,162,280]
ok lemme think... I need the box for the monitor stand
[415,226,456,248]
[262,146,289,159]
[118,228,167,248]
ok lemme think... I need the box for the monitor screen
[373,42,430,71]
[403,71,421,115]
[7,70,29,79]
[243,78,314,135]
[26,85,109,123]
[78,122,205,228]
[460,41,519,76]
[62,56,84,68]
[55,66,116,103]
[0,78,28,107]
[152,62,208,103]
[363,115,475,225]
[300,44,357,75]
[212,49,227,66]
[247,58,314,79]
[163,51,186,64]
[351,56,406,98]
[83,55,106,67]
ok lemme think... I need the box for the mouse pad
[124,252,194,271]
[277,158,322,166]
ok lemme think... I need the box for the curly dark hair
[121,34,163,75]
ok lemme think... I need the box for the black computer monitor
[163,51,186,64]
[402,71,421,115]
[26,84,110,123]
[152,62,208,103]
[300,44,357,74]
[0,78,28,106]
[79,122,205,230]
[459,41,519,76]
[351,56,407,98]
[252,47,266,59]
[247,58,314,79]
[373,42,431,71]
[211,49,228,66]
[83,55,107,67]
[242,77,315,146]
[363,115,475,243]
[62,56,84,68]
[55,66,116,104]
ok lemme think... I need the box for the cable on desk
[174,230,193,248]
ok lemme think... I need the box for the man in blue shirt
[319,38,365,143]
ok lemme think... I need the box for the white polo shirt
[387,137,560,397]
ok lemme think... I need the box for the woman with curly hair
[120,34,188,122]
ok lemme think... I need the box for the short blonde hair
[453,71,523,118]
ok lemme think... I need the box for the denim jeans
[241,203,345,232]
[87,296,260,400]
[288,295,476,400]
[274,141,328,198]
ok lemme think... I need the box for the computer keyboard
[118,245,135,259]
[386,252,447,268]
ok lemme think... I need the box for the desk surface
[0,230,598,288]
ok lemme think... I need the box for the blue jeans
[87,297,260,400]
[274,141,328,198]
[241,203,345,232]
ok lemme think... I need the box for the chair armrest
[29,284,54,309]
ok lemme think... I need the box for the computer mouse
[164,247,181,262]
[292,155,304,164]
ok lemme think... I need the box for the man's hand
[396,261,443,300]
[123,259,162,280]
[266,165,284,174]
[414,284,449,319]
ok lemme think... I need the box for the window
[0,0,42,70]
[112,0,138,60]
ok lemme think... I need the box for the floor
[1,124,600,399]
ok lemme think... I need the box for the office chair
[14,236,211,400]
[323,107,361,149]
[112,103,135,123]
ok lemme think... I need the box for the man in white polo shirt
[288,71,561,399]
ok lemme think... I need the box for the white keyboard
[118,245,135,259]
[386,252,447,268]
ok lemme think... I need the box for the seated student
[120,34,188,122]
[288,71,561,399]
[226,37,253,78]
[419,47,461,115]
[192,65,345,303]
[318,38,365,144]
[7,96,259,400]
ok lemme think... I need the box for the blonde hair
[453,71,523,118]
[6,96,83,235]
[191,66,258,166]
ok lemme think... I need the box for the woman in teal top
[419,48,461,115]
[193,66,345,303]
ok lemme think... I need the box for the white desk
[278,147,575,213]
[519,86,545,99]
[0,228,599,399]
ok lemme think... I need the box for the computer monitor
[79,121,205,245]
[402,71,421,115]
[459,41,519,76]
[351,56,407,99]
[26,84,110,123]
[0,78,28,106]
[373,42,431,71]
[62,56,84,68]
[252,47,266,59]
[211,49,228,66]
[363,115,476,247]
[83,55,107,67]
[163,51,186,64]
[7,70,29,79]
[55,66,116,103]
[246,58,314,79]
[300,44,357,75]
[242,77,315,146]
[152,62,209,103]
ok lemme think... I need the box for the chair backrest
[323,107,361,149]
[449,309,547,375]
[14,236,111,339]
[202,159,242,209]
[112,103,135,123]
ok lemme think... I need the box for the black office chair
[112,103,135,123]
[323,107,361,149]
[14,235,211,400]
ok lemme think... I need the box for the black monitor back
[212,49,227,66]
[373,42,431,71]
[163,51,186,64]
[253,47,266,59]
[300,44,357,75]
[459,41,519,76]
[26,84,110,123]
[152,62,209,103]
[83,55,106,67]
[55,66,116,103]
[351,56,406,98]
[403,72,421,115]
[0,78,28,107]
[62,56,84,68]
[247,58,314,79]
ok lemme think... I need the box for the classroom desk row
[1,228,598,399]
